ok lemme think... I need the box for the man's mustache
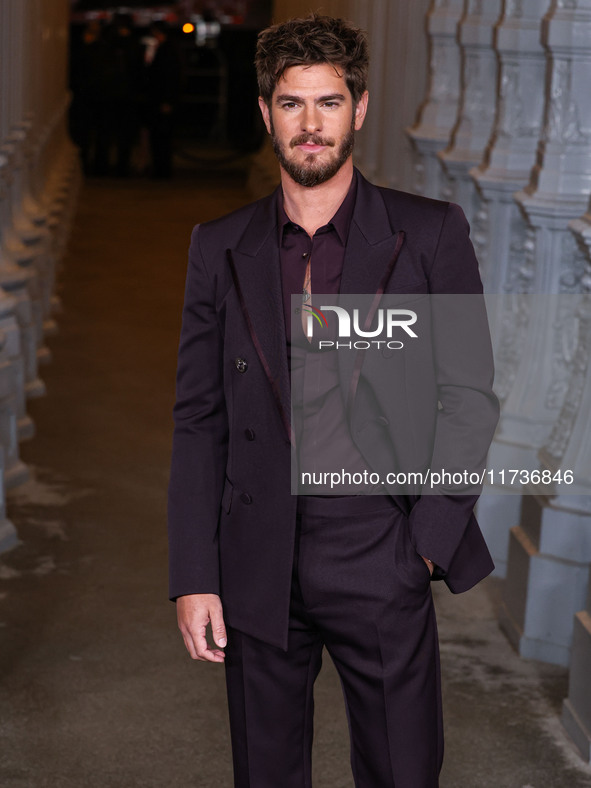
[290,134,336,148]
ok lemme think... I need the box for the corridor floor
[0,169,590,788]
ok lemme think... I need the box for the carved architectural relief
[542,200,591,762]
[507,0,591,458]
[540,217,591,481]
[406,0,464,198]
[542,296,591,468]
[471,201,490,271]
[471,0,550,290]
[493,224,536,403]
[546,60,590,145]
[489,5,591,734]
[437,0,503,225]
[506,0,526,17]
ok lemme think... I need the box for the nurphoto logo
[304,305,418,350]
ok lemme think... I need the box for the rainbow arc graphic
[302,305,329,332]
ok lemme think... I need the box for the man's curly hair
[255,14,369,106]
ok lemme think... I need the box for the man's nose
[301,105,321,133]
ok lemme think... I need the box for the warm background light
[182,23,195,34]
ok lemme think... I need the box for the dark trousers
[224,495,443,788]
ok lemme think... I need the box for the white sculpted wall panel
[470,0,553,574]
[493,10,591,741]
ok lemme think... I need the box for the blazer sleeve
[407,203,500,572]
[167,225,228,600]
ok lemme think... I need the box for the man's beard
[270,116,355,188]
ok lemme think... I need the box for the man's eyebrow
[275,94,302,103]
[274,93,347,103]
[317,94,346,103]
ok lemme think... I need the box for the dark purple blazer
[168,170,499,649]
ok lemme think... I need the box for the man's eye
[281,102,298,110]
[322,102,340,109]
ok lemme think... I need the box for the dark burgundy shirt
[278,172,357,346]
[278,172,375,494]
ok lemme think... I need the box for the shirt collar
[277,168,358,246]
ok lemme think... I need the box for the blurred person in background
[73,12,142,177]
[69,19,103,175]
[107,12,143,177]
[141,20,181,179]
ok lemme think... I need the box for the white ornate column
[0,0,35,454]
[11,0,58,365]
[0,0,46,411]
[0,448,15,553]
[438,0,503,226]
[492,0,591,477]
[471,0,552,575]
[407,0,464,198]
[0,173,24,543]
[507,207,590,689]
[499,0,591,665]
[0,0,28,547]
[499,282,591,668]
[545,214,591,500]
[0,153,34,458]
[34,0,80,269]
[0,1,47,402]
[0,163,44,426]
[0,0,78,553]
[472,0,551,290]
[563,578,591,762]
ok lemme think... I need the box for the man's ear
[354,90,369,131]
[258,97,272,135]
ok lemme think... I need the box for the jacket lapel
[340,172,408,514]
[340,171,399,294]
[227,190,293,444]
[338,171,405,393]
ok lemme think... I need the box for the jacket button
[235,357,248,373]
[244,428,255,441]
[377,415,389,427]
[240,492,253,505]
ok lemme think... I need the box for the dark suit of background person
[73,17,142,177]
[69,21,103,176]
[168,156,499,785]
[107,14,143,177]
[142,22,181,179]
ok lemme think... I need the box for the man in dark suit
[168,14,499,788]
